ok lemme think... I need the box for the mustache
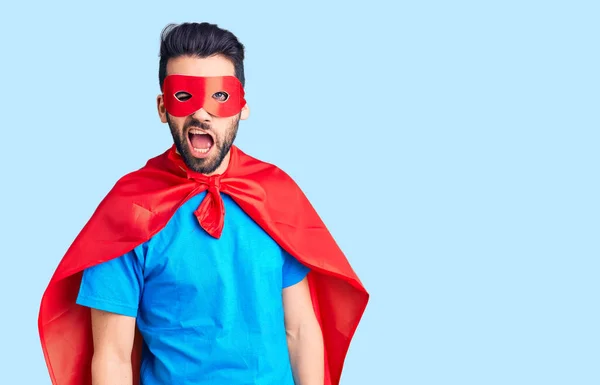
[184,117,211,131]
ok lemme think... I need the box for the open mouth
[187,128,214,157]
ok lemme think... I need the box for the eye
[175,91,192,102]
[212,91,229,102]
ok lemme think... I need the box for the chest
[137,193,285,328]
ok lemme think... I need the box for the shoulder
[233,147,317,223]
[83,148,183,246]
[233,146,300,188]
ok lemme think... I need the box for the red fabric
[38,145,369,385]
[162,75,246,117]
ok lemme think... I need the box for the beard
[167,114,240,175]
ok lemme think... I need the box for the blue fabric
[76,191,310,385]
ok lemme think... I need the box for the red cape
[38,145,369,385]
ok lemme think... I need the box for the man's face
[157,55,249,175]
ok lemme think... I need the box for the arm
[283,276,325,385]
[90,309,136,385]
[75,249,145,385]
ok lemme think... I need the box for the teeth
[193,147,210,153]
[189,129,207,135]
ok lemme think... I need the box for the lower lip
[187,135,213,159]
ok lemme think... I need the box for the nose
[191,107,212,123]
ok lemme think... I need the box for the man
[38,22,368,385]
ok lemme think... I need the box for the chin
[187,153,222,175]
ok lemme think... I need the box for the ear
[157,94,168,123]
[240,103,250,120]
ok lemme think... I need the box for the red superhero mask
[162,75,246,117]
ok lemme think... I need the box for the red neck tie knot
[206,174,221,192]
[191,173,224,239]
[188,172,222,193]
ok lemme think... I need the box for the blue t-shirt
[76,191,310,385]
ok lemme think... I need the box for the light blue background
[0,1,598,384]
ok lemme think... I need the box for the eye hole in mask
[175,91,192,102]
[213,91,229,103]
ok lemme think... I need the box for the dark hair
[158,22,245,90]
